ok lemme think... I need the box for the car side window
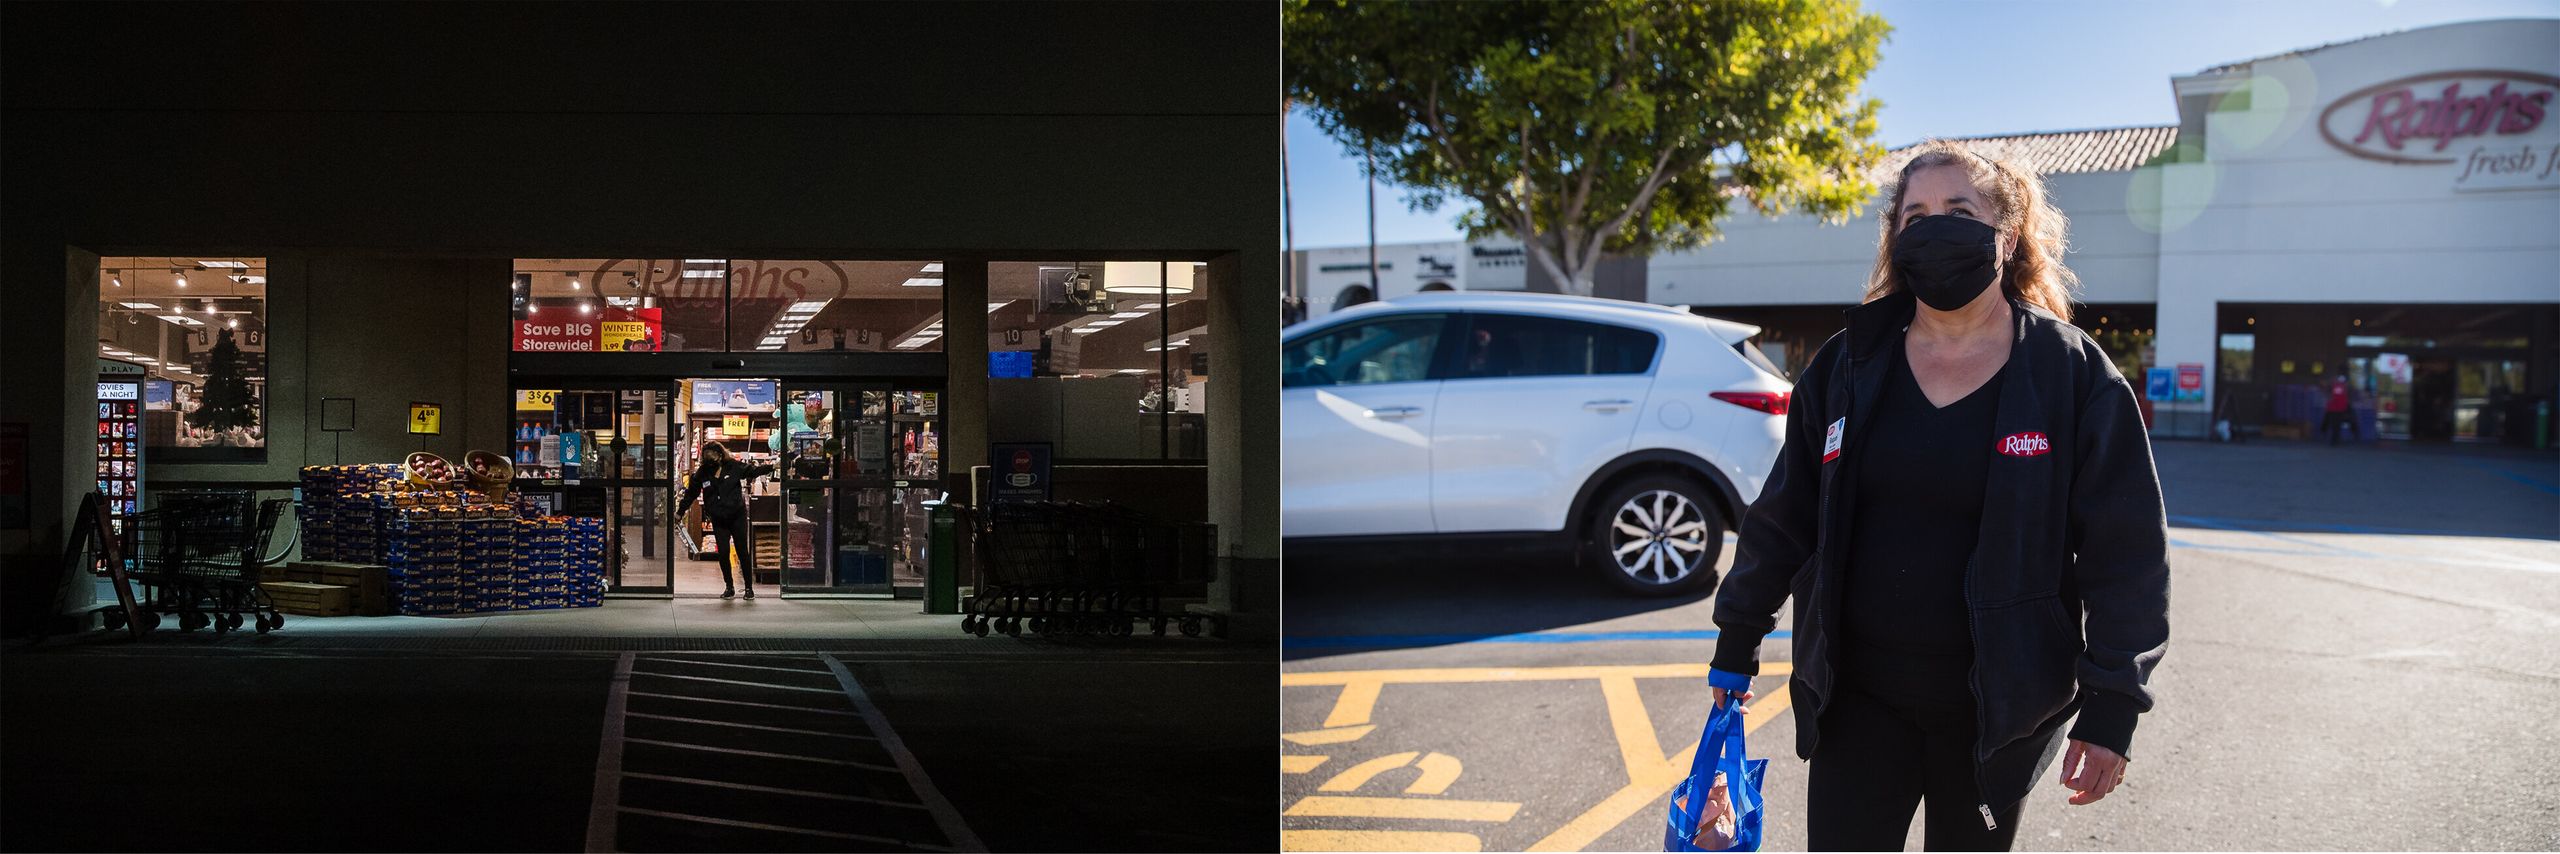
[1455,314,1659,380]
[1282,315,1447,389]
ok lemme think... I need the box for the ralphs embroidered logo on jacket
[1997,431,2051,457]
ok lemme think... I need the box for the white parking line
[624,690,860,715]
[615,805,915,845]
[646,657,839,676]
[628,670,846,694]
[624,737,901,771]
[624,711,876,740]
[584,652,633,854]
[621,771,931,809]
[823,653,987,854]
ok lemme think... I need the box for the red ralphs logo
[2319,70,2559,164]
[1998,432,2051,457]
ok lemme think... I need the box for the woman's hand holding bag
[1664,692,1767,852]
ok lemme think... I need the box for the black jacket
[1710,290,2170,807]
[679,458,773,523]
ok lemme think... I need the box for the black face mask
[1891,214,2002,312]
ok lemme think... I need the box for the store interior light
[1110,311,1149,319]
[786,300,828,314]
[244,275,265,285]
[172,269,187,288]
[1069,327,1107,335]
[1084,319,1125,328]
[681,269,724,279]
[119,302,161,310]
[227,318,239,328]
[158,314,204,326]
[1135,303,1165,310]
[920,262,944,273]
[568,273,581,290]
[987,301,1010,313]
[130,357,157,364]
[1102,261,1199,295]
[901,277,942,287]
[195,260,249,268]
[110,272,122,288]
[683,258,723,264]
[626,272,640,290]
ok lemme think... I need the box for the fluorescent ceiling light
[1135,303,1165,310]
[1118,369,1147,374]
[1084,320,1125,328]
[683,258,724,264]
[193,260,250,268]
[787,301,828,313]
[987,301,1010,313]
[1110,311,1149,319]
[119,302,162,310]
[130,357,158,364]
[1070,327,1108,335]
[243,276,267,285]
[901,277,942,287]
[157,315,204,327]
[606,297,639,307]
[681,270,725,278]
[920,263,944,273]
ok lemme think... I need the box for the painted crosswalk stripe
[824,653,987,853]
[628,670,846,694]
[623,711,875,740]
[616,805,914,845]
[646,657,839,676]
[621,771,931,809]
[623,690,860,715]
[624,737,901,770]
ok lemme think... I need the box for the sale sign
[515,306,662,351]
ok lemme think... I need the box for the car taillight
[1710,390,1789,415]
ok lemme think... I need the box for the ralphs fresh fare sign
[2320,70,2560,191]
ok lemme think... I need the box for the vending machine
[96,377,144,534]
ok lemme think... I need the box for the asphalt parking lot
[1281,441,2560,851]
[3,639,1273,853]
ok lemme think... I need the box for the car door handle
[1363,406,1424,420]
[1583,399,1636,412]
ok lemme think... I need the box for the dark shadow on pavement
[1280,543,1710,662]
[2153,440,2559,541]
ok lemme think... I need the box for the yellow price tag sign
[408,402,442,436]
[723,414,750,437]
[516,389,558,411]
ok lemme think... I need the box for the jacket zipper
[1964,554,1995,830]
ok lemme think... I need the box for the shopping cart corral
[963,500,1223,639]
[97,490,297,635]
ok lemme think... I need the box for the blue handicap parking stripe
[1282,629,1789,650]
[2460,460,2560,497]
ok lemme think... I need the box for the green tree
[1286,0,1890,296]
[189,328,259,438]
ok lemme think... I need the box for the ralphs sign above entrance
[2319,70,2560,191]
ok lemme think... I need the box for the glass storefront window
[97,256,268,462]
[988,261,1209,460]
[511,259,948,353]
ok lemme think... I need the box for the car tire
[1583,474,1725,597]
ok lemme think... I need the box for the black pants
[707,513,753,592]
[1808,656,2022,852]
[2321,410,2359,444]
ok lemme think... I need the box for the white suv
[1281,292,1792,596]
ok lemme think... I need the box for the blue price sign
[2144,368,2175,402]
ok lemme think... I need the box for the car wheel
[1584,474,1724,597]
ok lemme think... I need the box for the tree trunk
[1523,230,1597,298]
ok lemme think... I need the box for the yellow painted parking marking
[1598,676,1660,784]
[1321,752,1422,792]
[1325,679,1384,727]
[1406,752,1462,796]
[1282,662,1727,686]
[1317,751,1465,795]
[1284,796,1523,822]
[1283,830,1483,851]
[1281,755,1329,774]
[1526,682,1792,853]
[1282,724,1376,746]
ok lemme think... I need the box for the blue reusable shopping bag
[1663,696,1767,852]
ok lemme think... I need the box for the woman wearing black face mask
[1705,141,2170,851]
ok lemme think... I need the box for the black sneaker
[743,588,756,599]
[720,589,736,599]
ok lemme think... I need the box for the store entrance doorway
[671,379,946,599]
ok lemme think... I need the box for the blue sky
[1283,0,2560,249]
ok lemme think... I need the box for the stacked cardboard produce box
[290,462,608,617]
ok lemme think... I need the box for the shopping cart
[962,500,1221,639]
[118,492,294,634]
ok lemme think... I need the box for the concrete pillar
[0,242,96,636]
[943,258,990,500]
[1204,251,1278,640]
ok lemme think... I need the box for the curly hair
[1863,140,2079,323]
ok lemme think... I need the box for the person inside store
[1704,140,2171,851]
[675,442,776,599]
[2322,373,2360,445]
